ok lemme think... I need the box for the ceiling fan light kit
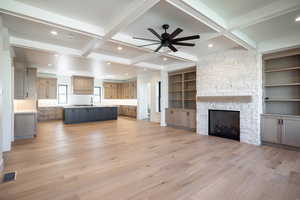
[133,24,200,52]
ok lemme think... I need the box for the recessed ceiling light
[48,64,52,66]
[117,46,123,51]
[296,16,300,22]
[54,54,59,57]
[50,30,58,36]
[208,44,213,48]
[125,73,129,76]
[107,62,111,65]
[143,68,147,71]
[163,57,168,61]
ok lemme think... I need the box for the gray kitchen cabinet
[14,67,26,99]
[14,65,37,99]
[26,68,37,99]
[261,115,300,147]
[261,115,281,144]
[282,118,300,147]
[14,112,37,139]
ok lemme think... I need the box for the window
[94,87,101,104]
[58,84,68,104]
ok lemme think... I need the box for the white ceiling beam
[229,0,300,30]
[81,0,160,57]
[0,0,104,37]
[166,0,257,51]
[165,61,196,72]
[10,36,163,70]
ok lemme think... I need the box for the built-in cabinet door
[261,116,281,144]
[15,113,37,139]
[14,67,26,99]
[38,79,48,99]
[47,79,57,99]
[26,68,37,99]
[282,118,300,147]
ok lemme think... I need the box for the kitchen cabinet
[64,107,118,124]
[166,108,196,130]
[38,78,57,99]
[118,105,137,118]
[38,107,63,121]
[14,112,37,139]
[72,76,94,95]
[261,115,300,147]
[104,81,137,99]
[14,65,37,99]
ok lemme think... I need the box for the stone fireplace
[196,49,262,145]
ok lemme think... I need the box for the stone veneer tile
[196,49,262,145]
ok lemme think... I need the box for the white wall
[197,49,263,145]
[137,71,161,123]
[0,19,14,171]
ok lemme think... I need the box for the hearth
[209,110,240,141]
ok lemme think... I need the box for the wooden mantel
[197,96,252,103]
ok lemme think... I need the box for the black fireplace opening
[209,110,240,141]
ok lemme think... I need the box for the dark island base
[64,107,118,124]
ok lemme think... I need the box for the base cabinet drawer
[166,108,196,130]
[261,115,300,148]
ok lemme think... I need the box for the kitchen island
[64,105,118,124]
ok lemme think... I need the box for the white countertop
[14,110,38,114]
[63,105,119,109]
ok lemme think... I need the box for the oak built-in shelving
[167,67,197,131]
[263,53,300,116]
[262,49,300,148]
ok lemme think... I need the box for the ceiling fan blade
[172,35,200,42]
[155,44,163,52]
[172,42,195,47]
[138,43,161,47]
[168,28,183,40]
[148,28,162,40]
[168,44,178,52]
[133,37,160,42]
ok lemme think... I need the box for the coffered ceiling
[1,0,300,77]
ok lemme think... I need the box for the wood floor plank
[0,118,300,200]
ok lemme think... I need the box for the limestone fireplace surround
[197,95,261,145]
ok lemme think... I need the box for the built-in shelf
[264,83,300,87]
[184,79,196,82]
[184,89,196,92]
[265,98,300,102]
[169,91,182,93]
[265,66,300,73]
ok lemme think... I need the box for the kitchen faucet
[90,97,94,106]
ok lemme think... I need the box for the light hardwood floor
[1,118,300,200]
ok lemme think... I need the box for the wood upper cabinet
[38,78,57,99]
[72,76,94,95]
[14,64,37,99]
[104,81,137,99]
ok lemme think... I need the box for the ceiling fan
[133,24,200,52]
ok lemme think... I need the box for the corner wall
[197,49,263,145]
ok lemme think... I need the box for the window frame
[58,84,68,105]
[94,86,101,104]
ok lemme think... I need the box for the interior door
[282,118,300,147]
[261,116,281,144]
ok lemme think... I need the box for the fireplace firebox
[209,110,240,141]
